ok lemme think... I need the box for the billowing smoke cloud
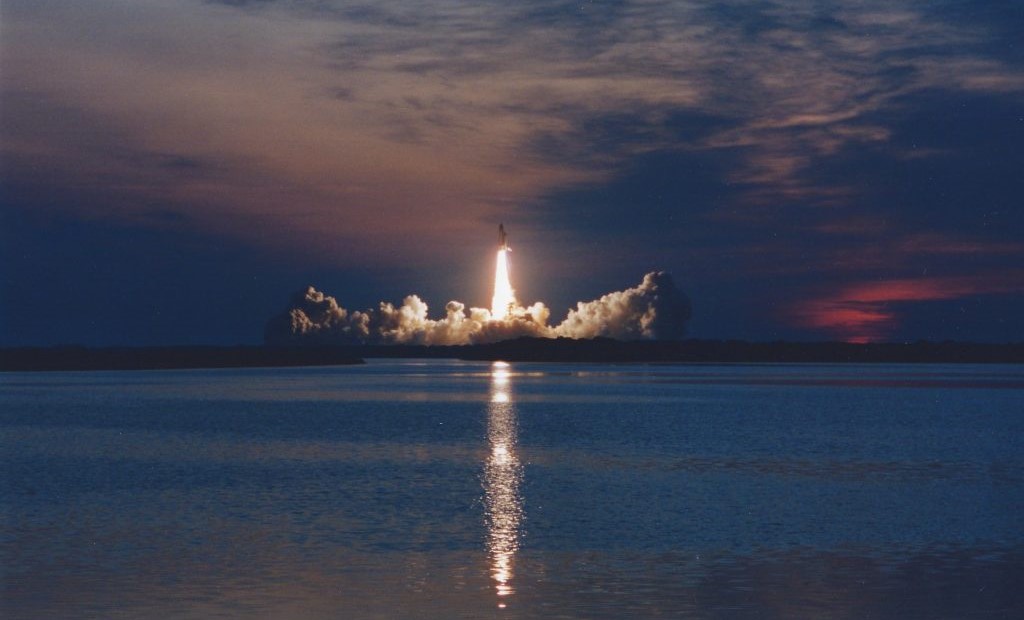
[265,272,691,346]
[553,271,692,340]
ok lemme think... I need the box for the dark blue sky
[2,0,1023,345]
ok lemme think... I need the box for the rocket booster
[498,223,510,251]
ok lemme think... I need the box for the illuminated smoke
[554,271,692,340]
[490,249,516,321]
[265,272,690,345]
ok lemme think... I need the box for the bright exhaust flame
[490,249,516,321]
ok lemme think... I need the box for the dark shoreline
[0,346,365,372]
[450,337,1024,364]
[2,338,1022,371]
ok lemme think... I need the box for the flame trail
[490,249,516,321]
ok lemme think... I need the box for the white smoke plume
[265,272,690,345]
[553,271,692,340]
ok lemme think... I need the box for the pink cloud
[796,274,1024,342]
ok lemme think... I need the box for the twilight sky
[2,0,1023,346]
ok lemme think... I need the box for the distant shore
[0,346,365,372]
[2,338,1022,371]
[450,337,1024,364]
[342,337,1024,364]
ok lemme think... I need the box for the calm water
[2,360,1023,618]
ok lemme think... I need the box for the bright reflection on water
[484,361,523,607]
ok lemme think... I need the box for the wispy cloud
[796,273,1024,342]
[3,0,1023,339]
[6,1,1021,234]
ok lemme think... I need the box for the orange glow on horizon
[797,274,1024,343]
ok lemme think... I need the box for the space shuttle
[498,223,510,251]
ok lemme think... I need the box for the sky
[2,0,1023,346]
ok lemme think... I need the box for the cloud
[554,272,692,340]
[795,274,1024,342]
[4,0,1023,344]
[8,0,1022,252]
[265,271,690,345]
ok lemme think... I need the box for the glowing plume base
[490,249,516,321]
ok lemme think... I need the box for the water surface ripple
[2,361,1022,618]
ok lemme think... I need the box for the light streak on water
[484,361,523,607]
